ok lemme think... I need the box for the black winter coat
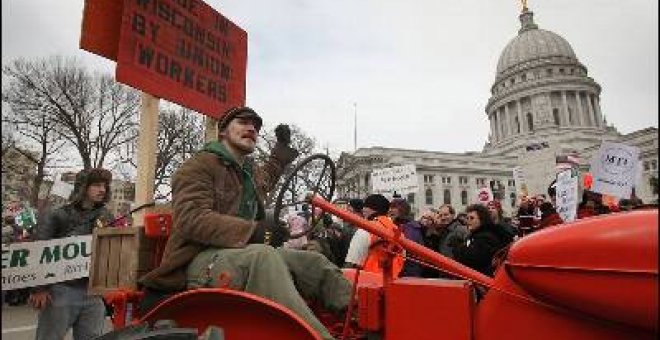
[452,226,510,277]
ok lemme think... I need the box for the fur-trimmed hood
[68,168,112,207]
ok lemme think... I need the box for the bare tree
[114,105,205,201]
[2,56,140,170]
[2,97,71,209]
[254,124,319,207]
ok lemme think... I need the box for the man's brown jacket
[139,143,297,291]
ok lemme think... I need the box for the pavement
[2,303,113,340]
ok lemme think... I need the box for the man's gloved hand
[275,124,292,145]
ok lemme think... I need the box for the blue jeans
[35,283,106,340]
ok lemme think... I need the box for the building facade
[336,7,658,216]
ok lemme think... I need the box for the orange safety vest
[362,216,405,277]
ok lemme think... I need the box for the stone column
[517,99,524,133]
[594,96,603,128]
[586,93,596,127]
[575,91,584,126]
[562,91,570,125]
[495,110,502,141]
[490,112,497,142]
[504,103,513,137]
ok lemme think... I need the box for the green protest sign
[2,235,93,290]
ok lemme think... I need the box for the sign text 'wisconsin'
[117,0,247,118]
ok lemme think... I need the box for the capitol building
[336,6,658,215]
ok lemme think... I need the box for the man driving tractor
[138,106,352,340]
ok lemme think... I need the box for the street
[2,304,113,340]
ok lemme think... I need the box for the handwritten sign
[556,168,578,223]
[371,164,418,197]
[2,235,93,290]
[589,142,639,198]
[115,0,247,118]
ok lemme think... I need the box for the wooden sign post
[133,93,160,225]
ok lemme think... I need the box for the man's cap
[363,194,390,216]
[217,106,263,131]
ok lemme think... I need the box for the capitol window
[461,190,468,205]
[459,176,468,185]
[644,161,650,171]
[425,188,433,205]
[521,74,527,81]
[559,68,565,75]
[424,174,434,183]
[444,189,451,205]
[652,160,657,171]
[442,176,452,184]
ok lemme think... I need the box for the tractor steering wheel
[273,153,336,239]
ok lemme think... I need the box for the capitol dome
[497,28,577,77]
[484,6,606,155]
[495,10,579,79]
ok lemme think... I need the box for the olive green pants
[187,244,351,340]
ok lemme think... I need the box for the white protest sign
[475,186,494,205]
[2,235,92,290]
[512,166,528,196]
[371,164,418,197]
[589,142,639,199]
[556,168,579,223]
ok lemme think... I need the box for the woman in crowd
[453,204,513,276]
[486,200,518,240]
[537,202,564,229]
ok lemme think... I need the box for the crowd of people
[6,105,652,340]
[285,180,651,282]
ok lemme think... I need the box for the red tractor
[99,155,658,340]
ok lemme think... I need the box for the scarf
[202,141,264,221]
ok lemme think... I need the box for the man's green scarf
[203,141,264,221]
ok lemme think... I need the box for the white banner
[589,142,639,199]
[371,164,418,197]
[2,235,92,290]
[556,168,579,223]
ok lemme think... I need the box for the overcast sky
[3,0,658,156]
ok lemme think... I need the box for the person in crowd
[537,202,564,229]
[577,190,610,219]
[516,195,537,236]
[422,204,469,278]
[334,198,364,263]
[453,204,513,277]
[344,194,404,277]
[456,213,468,227]
[486,200,518,240]
[283,213,309,250]
[547,179,557,206]
[138,107,351,340]
[3,215,30,307]
[389,198,424,277]
[29,168,114,340]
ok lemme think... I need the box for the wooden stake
[204,116,218,143]
[133,92,160,226]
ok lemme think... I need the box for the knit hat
[348,198,364,212]
[217,106,263,132]
[363,194,390,216]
